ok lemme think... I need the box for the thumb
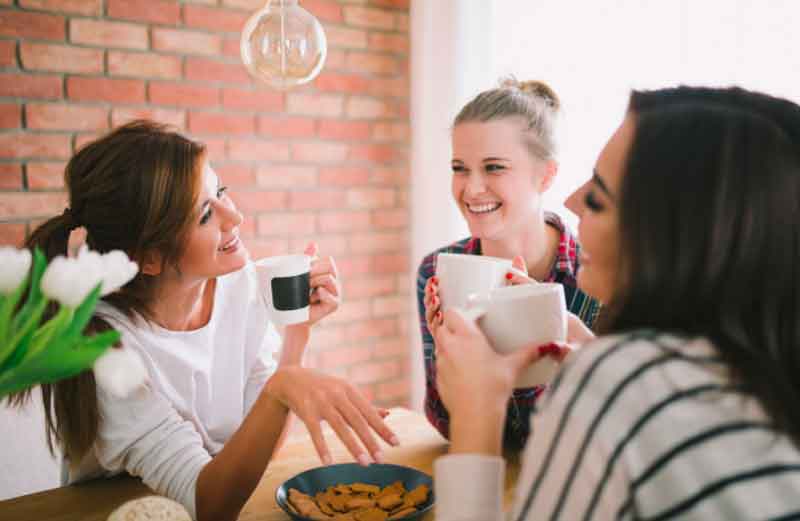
[507,343,545,376]
[304,241,319,258]
[443,308,481,335]
[512,255,527,274]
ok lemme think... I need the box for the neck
[480,210,559,281]
[149,276,215,331]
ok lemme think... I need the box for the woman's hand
[567,312,596,344]
[265,366,399,466]
[423,276,443,335]
[283,243,341,339]
[505,255,539,285]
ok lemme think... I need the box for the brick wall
[0,0,411,406]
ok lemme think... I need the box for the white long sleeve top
[67,262,281,520]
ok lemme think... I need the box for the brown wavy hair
[10,120,206,461]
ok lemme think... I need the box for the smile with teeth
[218,237,239,252]
[466,202,502,214]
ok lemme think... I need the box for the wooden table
[0,408,521,520]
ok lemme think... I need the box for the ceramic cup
[254,254,312,326]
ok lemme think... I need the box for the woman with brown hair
[16,120,396,521]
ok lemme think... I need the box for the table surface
[0,407,521,520]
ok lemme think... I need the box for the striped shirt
[416,211,601,448]
[435,331,800,521]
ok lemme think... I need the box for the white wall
[0,390,61,499]
[492,0,800,230]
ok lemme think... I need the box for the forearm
[195,383,289,521]
[449,401,507,457]
[278,324,310,366]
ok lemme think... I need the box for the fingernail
[437,311,442,320]
[431,276,438,284]
[374,450,385,463]
[506,272,513,280]
[322,454,332,465]
[357,453,371,466]
[538,343,559,356]
[432,296,437,305]
[390,435,400,446]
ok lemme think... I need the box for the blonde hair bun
[501,78,560,111]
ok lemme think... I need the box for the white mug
[254,254,312,326]
[461,283,568,388]
[435,253,512,310]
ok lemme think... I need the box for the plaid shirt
[416,212,601,448]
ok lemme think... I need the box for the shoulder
[416,237,475,279]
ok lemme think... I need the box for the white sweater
[435,332,800,521]
[68,263,281,520]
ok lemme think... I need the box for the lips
[218,236,239,252]
[466,202,502,214]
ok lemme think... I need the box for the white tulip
[93,346,148,398]
[0,246,32,294]
[97,250,138,296]
[41,256,98,308]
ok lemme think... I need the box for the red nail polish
[431,276,438,284]
[506,272,513,280]
[538,343,559,356]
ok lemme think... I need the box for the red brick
[257,213,316,236]
[346,96,394,119]
[220,0,261,8]
[221,37,240,59]
[227,140,290,162]
[371,207,407,229]
[108,0,180,25]
[377,377,410,403]
[0,10,65,41]
[325,25,367,49]
[153,28,221,56]
[0,133,70,159]
[345,52,398,75]
[372,295,408,316]
[70,19,147,50]
[228,190,287,213]
[0,73,61,100]
[325,49,346,69]
[368,32,408,54]
[112,107,186,129]
[344,275,395,298]
[243,237,289,259]
[26,161,65,190]
[68,77,145,104]
[185,57,251,85]
[238,218,256,238]
[256,165,317,188]
[212,162,254,187]
[109,51,182,79]
[372,122,409,142]
[286,93,344,118]
[346,187,395,209]
[73,132,103,151]
[314,73,370,94]
[0,222,26,246]
[343,6,394,29]
[0,192,67,219]
[257,116,315,138]
[319,167,370,187]
[370,253,408,274]
[349,358,399,383]
[337,255,371,276]
[300,0,343,23]
[26,103,108,131]
[20,0,102,15]
[222,88,284,111]
[0,163,22,189]
[201,137,226,160]
[318,120,370,141]
[0,40,14,67]
[183,5,248,32]
[0,103,20,129]
[289,190,347,211]
[350,231,405,253]
[350,144,400,164]
[319,345,373,369]
[396,13,408,32]
[20,43,103,74]
[371,167,406,185]
[290,234,348,256]
[323,299,372,324]
[149,82,219,108]
[189,111,254,135]
[369,0,409,8]
[318,210,370,232]
[368,77,408,98]
[292,142,348,163]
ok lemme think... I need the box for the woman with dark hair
[11,121,397,521]
[430,86,800,520]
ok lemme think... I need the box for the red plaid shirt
[416,212,601,448]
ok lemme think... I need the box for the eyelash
[584,191,603,212]
[451,164,506,174]
[199,186,229,225]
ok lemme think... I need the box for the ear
[539,160,559,192]
[139,250,163,276]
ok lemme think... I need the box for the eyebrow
[482,157,510,163]
[199,177,221,215]
[592,168,614,199]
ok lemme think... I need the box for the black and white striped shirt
[435,331,800,520]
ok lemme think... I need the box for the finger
[323,408,373,466]
[509,343,547,376]
[347,387,399,448]
[337,401,383,463]
[505,267,537,286]
[304,242,319,259]
[512,255,527,274]
[314,286,339,308]
[310,273,339,297]
[303,415,333,466]
[442,308,480,335]
[377,408,391,419]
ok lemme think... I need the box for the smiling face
[565,114,635,303]
[174,157,248,281]
[451,118,555,241]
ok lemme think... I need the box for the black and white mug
[254,254,312,325]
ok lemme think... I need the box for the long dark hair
[10,120,205,461]
[601,86,800,445]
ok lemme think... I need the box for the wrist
[280,325,310,366]
[449,404,506,456]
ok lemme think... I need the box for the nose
[464,171,488,197]
[565,181,588,217]
[217,198,243,231]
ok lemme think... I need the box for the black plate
[275,462,434,520]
